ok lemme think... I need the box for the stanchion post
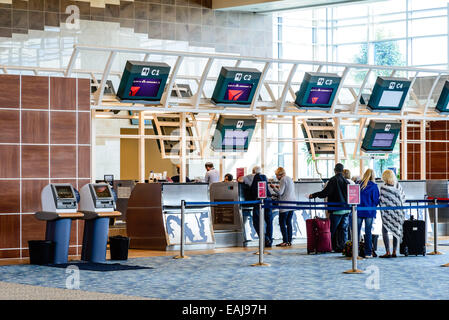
[174,200,189,259]
[252,199,270,267]
[429,199,443,256]
[344,205,363,274]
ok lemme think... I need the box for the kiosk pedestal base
[82,217,110,263]
[45,219,72,264]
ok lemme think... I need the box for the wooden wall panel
[0,145,19,178]
[0,110,20,143]
[21,76,49,109]
[0,74,20,108]
[0,74,91,261]
[21,110,49,144]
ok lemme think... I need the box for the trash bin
[109,236,129,260]
[28,240,54,265]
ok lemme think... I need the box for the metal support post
[344,205,363,274]
[174,200,189,259]
[252,200,270,267]
[429,199,443,255]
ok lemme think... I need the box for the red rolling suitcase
[306,199,332,254]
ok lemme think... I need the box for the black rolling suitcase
[400,202,426,256]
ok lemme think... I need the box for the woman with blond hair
[270,167,295,247]
[379,169,406,258]
[356,168,380,258]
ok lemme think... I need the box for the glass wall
[273,0,447,179]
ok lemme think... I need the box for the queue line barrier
[177,199,449,271]
[178,199,269,266]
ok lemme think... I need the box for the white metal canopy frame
[1,44,448,181]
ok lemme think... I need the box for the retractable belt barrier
[177,199,449,269]
[179,199,267,266]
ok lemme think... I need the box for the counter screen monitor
[93,185,112,199]
[295,72,341,110]
[361,121,401,153]
[211,67,261,107]
[436,80,449,114]
[116,60,171,104]
[211,116,257,152]
[54,185,75,199]
[367,76,411,112]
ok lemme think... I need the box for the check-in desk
[209,182,246,247]
[126,183,214,250]
[210,180,327,246]
[426,180,449,235]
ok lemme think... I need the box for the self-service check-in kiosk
[35,184,84,264]
[79,183,121,263]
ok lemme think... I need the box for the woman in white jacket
[270,167,296,247]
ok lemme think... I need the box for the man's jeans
[329,212,350,252]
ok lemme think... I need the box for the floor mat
[45,262,153,272]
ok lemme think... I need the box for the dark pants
[279,211,294,243]
[329,212,350,252]
[357,217,374,256]
[252,205,273,245]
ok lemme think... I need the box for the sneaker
[364,255,373,259]
[372,251,378,258]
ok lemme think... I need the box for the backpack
[342,239,365,258]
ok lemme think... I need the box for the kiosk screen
[371,132,395,147]
[94,185,112,198]
[224,83,253,102]
[129,78,162,97]
[55,186,74,199]
[306,87,334,105]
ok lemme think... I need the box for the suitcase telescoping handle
[309,198,317,219]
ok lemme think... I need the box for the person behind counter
[239,166,273,248]
[171,165,191,183]
[379,169,406,258]
[204,162,220,185]
[270,167,295,247]
[308,163,350,253]
[224,173,233,182]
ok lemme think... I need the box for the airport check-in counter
[426,180,449,235]
[126,183,214,250]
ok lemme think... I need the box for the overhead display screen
[94,185,112,199]
[211,116,257,152]
[116,60,171,104]
[361,121,401,153]
[225,83,253,102]
[55,185,75,199]
[211,67,261,107]
[367,76,411,112]
[222,129,249,147]
[295,72,341,110]
[371,132,395,147]
[436,80,449,114]
[129,78,162,97]
[306,87,334,105]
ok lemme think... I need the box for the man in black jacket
[309,163,350,252]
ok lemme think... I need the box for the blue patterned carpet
[1,246,449,300]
